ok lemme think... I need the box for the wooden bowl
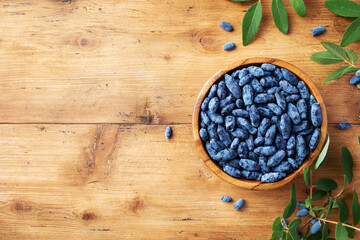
[192,58,328,190]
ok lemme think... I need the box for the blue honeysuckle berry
[220,21,233,32]
[297,209,309,217]
[234,199,244,210]
[165,126,172,139]
[312,26,326,36]
[310,221,322,234]
[221,195,232,202]
[223,42,236,51]
[338,122,351,130]
[356,70,360,76]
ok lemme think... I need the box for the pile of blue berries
[199,63,322,183]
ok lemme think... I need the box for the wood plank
[0,124,358,239]
[0,0,358,124]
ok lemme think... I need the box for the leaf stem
[309,170,313,212]
[318,218,360,231]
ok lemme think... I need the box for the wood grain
[0,0,358,124]
[0,124,359,239]
[0,0,358,239]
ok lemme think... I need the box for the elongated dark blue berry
[199,128,209,141]
[261,63,276,71]
[237,142,249,159]
[230,138,240,150]
[286,135,296,158]
[217,125,232,147]
[213,148,237,161]
[207,111,224,124]
[239,159,260,171]
[165,126,172,139]
[201,97,210,111]
[225,74,241,98]
[210,139,225,151]
[279,80,299,94]
[251,79,265,93]
[207,123,217,139]
[265,125,277,146]
[221,103,235,116]
[297,209,309,217]
[254,93,275,104]
[232,109,249,117]
[261,172,286,183]
[208,97,219,113]
[279,113,291,139]
[311,26,325,36]
[311,103,322,127]
[224,165,242,178]
[309,128,321,150]
[208,84,217,98]
[296,99,307,120]
[225,115,236,131]
[233,199,244,210]
[310,221,322,234]
[254,146,277,156]
[221,195,232,202]
[267,150,286,167]
[217,81,227,99]
[297,81,310,99]
[220,21,233,31]
[281,68,298,85]
[350,75,360,85]
[248,66,265,78]
[242,84,254,106]
[287,103,301,125]
[223,42,236,51]
[338,122,351,130]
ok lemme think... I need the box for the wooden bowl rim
[192,57,328,190]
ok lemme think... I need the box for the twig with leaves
[311,42,360,87]
[270,135,360,240]
[231,0,306,46]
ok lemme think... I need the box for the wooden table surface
[0,0,359,239]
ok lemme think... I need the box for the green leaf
[289,218,302,229]
[326,197,334,218]
[290,0,306,17]
[321,42,347,61]
[358,136,360,144]
[271,0,288,34]
[312,134,330,169]
[312,206,325,211]
[344,221,355,239]
[315,179,338,192]
[285,232,291,240]
[310,211,316,217]
[242,1,262,46]
[341,146,353,183]
[345,49,359,64]
[313,190,327,200]
[335,222,348,240]
[333,199,339,209]
[305,196,313,208]
[270,231,283,240]
[303,167,310,187]
[303,225,310,239]
[307,231,323,240]
[322,223,328,240]
[322,66,350,85]
[341,18,360,47]
[342,66,360,75]
[320,210,324,218]
[283,183,297,219]
[273,217,284,231]
[325,0,360,17]
[311,51,344,65]
[289,229,300,240]
[339,198,349,222]
[352,190,360,226]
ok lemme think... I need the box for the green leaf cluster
[310,42,360,85]
[233,0,307,46]
[270,137,360,239]
[325,0,360,46]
